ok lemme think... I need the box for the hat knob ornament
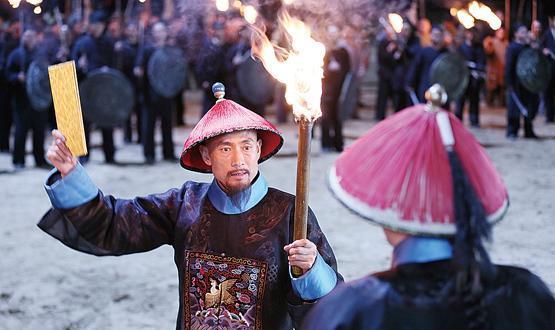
[425,83,448,112]
[212,82,226,102]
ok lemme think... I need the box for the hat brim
[328,165,509,237]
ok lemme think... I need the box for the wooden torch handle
[292,119,313,277]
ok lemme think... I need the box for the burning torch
[250,11,325,276]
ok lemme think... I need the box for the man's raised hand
[46,130,78,177]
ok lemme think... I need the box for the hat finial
[212,82,225,102]
[425,84,448,111]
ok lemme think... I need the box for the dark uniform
[5,43,48,168]
[541,29,555,123]
[39,178,341,330]
[117,35,142,143]
[168,24,190,126]
[224,40,266,116]
[0,28,20,153]
[135,44,176,163]
[376,36,404,120]
[396,34,421,109]
[321,46,350,152]
[0,33,11,152]
[304,259,554,329]
[195,34,226,118]
[406,46,448,103]
[71,31,116,162]
[455,41,486,126]
[505,41,538,138]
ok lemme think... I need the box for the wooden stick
[292,118,313,277]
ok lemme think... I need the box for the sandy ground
[1,97,554,329]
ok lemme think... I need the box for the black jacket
[304,260,554,330]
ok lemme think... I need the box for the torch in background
[250,11,326,277]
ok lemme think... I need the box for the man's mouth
[229,170,249,178]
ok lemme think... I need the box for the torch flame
[456,9,475,29]
[388,13,404,34]
[468,1,502,30]
[251,11,325,121]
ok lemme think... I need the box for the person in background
[375,25,404,120]
[541,15,555,123]
[5,29,49,170]
[406,25,448,102]
[505,24,539,139]
[321,25,350,152]
[484,27,508,107]
[455,28,486,127]
[134,22,176,164]
[71,10,117,163]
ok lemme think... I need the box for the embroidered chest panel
[184,251,268,330]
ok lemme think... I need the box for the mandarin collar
[207,172,268,215]
[392,236,453,268]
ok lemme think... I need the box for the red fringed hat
[329,86,509,236]
[180,83,283,173]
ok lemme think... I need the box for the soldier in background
[505,24,538,139]
[195,20,226,118]
[71,10,117,163]
[134,22,176,164]
[406,26,448,102]
[484,27,508,107]
[397,21,421,109]
[224,20,268,116]
[0,17,12,153]
[455,28,486,127]
[0,20,21,154]
[168,18,189,126]
[529,20,543,49]
[5,29,49,170]
[118,21,143,143]
[321,25,350,153]
[541,15,555,123]
[375,26,404,120]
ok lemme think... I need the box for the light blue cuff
[44,163,99,209]
[289,252,337,300]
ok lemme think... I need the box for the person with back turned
[303,85,554,330]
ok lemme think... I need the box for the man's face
[531,20,542,36]
[200,130,262,194]
[431,27,444,47]
[22,30,37,49]
[152,23,168,44]
[91,22,105,38]
[515,26,528,43]
[125,24,138,43]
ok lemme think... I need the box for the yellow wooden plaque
[48,61,87,156]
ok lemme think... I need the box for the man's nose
[231,148,245,167]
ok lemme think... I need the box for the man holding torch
[38,83,339,330]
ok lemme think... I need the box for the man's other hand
[284,239,318,274]
[46,130,78,177]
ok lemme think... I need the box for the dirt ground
[1,96,554,329]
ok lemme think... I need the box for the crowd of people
[375,16,555,137]
[0,3,554,171]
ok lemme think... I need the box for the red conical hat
[180,84,283,173]
[329,104,509,236]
